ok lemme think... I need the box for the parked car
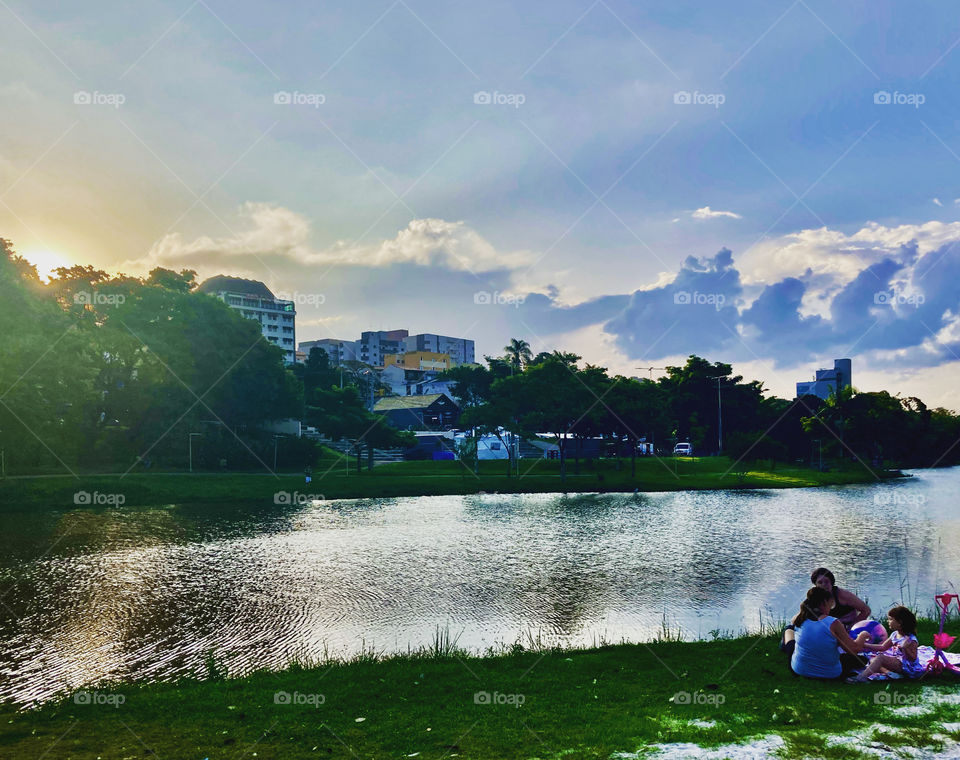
[673,442,693,456]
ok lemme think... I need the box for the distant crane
[636,367,667,380]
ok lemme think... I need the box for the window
[490,442,501,450]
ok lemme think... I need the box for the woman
[810,567,871,628]
[783,586,868,679]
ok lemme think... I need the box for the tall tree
[503,338,533,371]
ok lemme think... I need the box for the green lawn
[0,455,899,511]
[3,622,958,759]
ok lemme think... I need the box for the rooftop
[373,393,457,411]
[197,275,276,300]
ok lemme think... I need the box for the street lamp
[188,432,203,473]
[273,434,284,472]
[709,375,724,455]
[360,369,375,410]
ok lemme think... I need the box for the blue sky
[3,1,960,405]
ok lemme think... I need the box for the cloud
[513,223,960,372]
[934,198,943,206]
[601,248,743,359]
[131,203,535,277]
[691,206,742,220]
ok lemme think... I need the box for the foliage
[0,241,304,472]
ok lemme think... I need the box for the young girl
[851,606,923,681]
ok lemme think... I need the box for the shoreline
[3,623,958,759]
[0,457,908,511]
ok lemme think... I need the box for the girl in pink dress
[851,606,923,681]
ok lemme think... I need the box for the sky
[3,0,960,407]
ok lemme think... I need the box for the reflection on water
[1,468,958,705]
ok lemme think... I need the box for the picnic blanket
[864,644,960,671]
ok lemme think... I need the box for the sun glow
[21,249,72,281]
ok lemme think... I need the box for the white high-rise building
[404,333,475,365]
[299,338,359,366]
[198,276,297,364]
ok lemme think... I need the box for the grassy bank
[0,455,902,511]
[3,621,959,759]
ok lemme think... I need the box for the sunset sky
[3,1,960,406]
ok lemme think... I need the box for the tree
[510,357,588,483]
[305,385,411,472]
[605,377,668,477]
[503,338,533,371]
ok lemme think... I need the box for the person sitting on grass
[810,567,871,629]
[781,566,871,651]
[784,586,868,680]
[849,605,923,682]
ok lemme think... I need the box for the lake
[1,467,957,705]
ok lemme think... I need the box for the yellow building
[383,350,453,371]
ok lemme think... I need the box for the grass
[3,620,958,759]
[0,455,900,511]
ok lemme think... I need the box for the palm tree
[503,338,533,371]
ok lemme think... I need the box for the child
[850,605,923,681]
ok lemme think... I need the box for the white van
[673,442,693,456]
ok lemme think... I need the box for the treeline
[0,240,310,472]
[2,239,958,476]
[0,240,409,474]
[443,340,960,477]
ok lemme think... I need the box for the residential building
[380,365,426,396]
[796,358,853,400]
[404,333,475,365]
[359,329,409,367]
[380,366,460,400]
[383,350,453,371]
[299,338,358,366]
[373,393,460,430]
[198,275,296,364]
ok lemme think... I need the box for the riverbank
[0,456,904,511]
[3,622,958,759]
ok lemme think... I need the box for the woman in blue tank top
[789,586,868,679]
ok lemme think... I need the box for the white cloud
[739,220,960,318]
[691,206,742,220]
[131,203,535,277]
[934,197,943,206]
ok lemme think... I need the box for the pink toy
[926,593,960,677]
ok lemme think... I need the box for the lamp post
[360,369,374,410]
[188,432,202,473]
[273,434,283,472]
[709,375,724,455]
